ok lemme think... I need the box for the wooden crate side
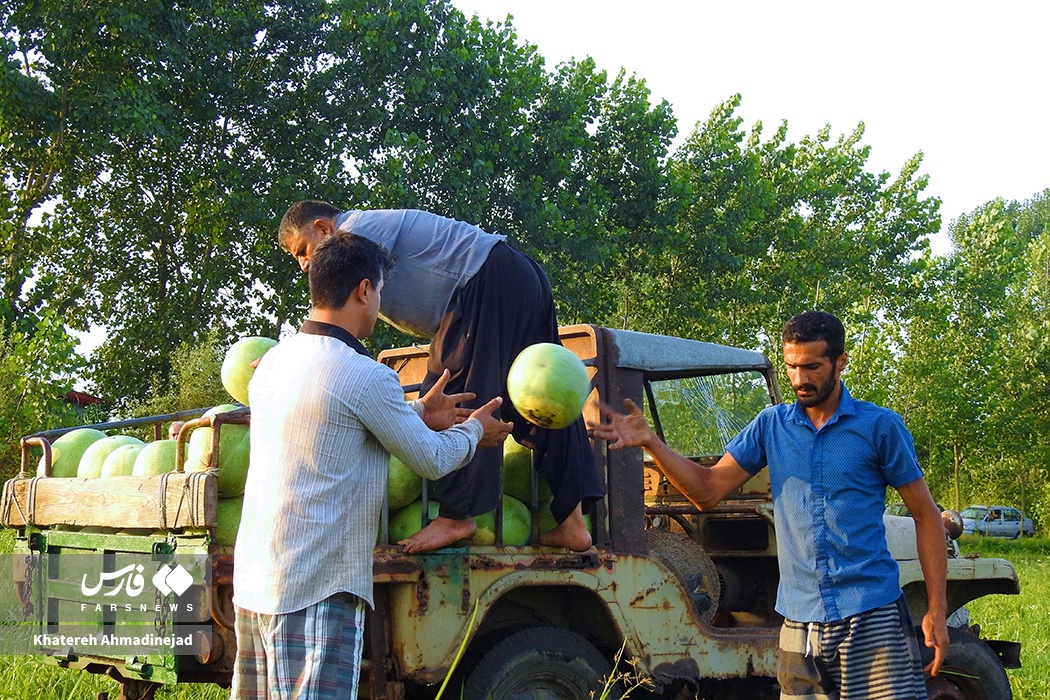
[1,472,217,529]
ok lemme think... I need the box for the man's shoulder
[267,333,385,375]
[755,402,796,423]
[844,394,905,423]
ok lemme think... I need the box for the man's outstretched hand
[469,397,513,448]
[592,399,655,450]
[421,369,476,431]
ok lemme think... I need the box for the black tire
[461,626,620,700]
[647,529,721,622]
[923,627,1011,700]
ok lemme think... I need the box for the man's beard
[794,373,838,407]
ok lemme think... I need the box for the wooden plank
[1,472,217,529]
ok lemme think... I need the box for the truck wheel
[461,627,619,700]
[924,627,1011,700]
[647,529,721,623]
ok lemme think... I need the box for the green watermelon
[101,443,146,477]
[38,428,107,477]
[507,343,590,429]
[213,497,243,546]
[184,404,250,497]
[77,435,144,478]
[221,336,278,405]
[387,455,423,510]
[474,495,532,546]
[501,437,553,504]
[132,439,178,477]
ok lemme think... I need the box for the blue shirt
[726,383,923,623]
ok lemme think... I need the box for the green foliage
[122,329,233,423]
[627,94,940,374]
[893,191,1050,524]
[0,310,85,480]
[2,0,677,408]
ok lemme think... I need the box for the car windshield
[960,507,988,519]
[644,371,773,458]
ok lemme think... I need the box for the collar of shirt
[789,381,856,429]
[298,319,371,357]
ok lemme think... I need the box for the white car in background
[960,505,1035,538]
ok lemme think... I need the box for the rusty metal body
[363,325,785,696]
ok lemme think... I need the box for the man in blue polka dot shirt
[595,311,949,700]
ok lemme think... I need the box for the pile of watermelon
[37,336,279,546]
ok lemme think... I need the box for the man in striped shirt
[594,311,949,700]
[231,232,512,698]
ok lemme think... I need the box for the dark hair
[782,310,845,359]
[279,200,342,251]
[308,231,392,310]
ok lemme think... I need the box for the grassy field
[959,535,1050,700]
[1,528,1047,698]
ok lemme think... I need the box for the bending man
[278,201,603,552]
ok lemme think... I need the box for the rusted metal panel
[592,327,648,554]
[382,549,779,685]
[601,327,774,376]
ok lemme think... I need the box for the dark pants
[420,242,604,524]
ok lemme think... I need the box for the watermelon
[77,435,144,478]
[38,428,107,477]
[507,343,590,430]
[221,336,278,406]
[184,404,250,497]
[501,437,553,503]
[214,497,243,546]
[132,439,178,477]
[387,455,423,510]
[101,443,146,477]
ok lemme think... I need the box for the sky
[451,0,1049,255]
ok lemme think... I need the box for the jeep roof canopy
[604,328,775,377]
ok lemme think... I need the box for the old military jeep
[2,324,1021,699]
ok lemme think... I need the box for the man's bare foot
[538,505,593,552]
[399,516,476,554]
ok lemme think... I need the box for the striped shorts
[778,596,927,700]
[232,592,366,699]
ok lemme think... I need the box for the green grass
[1,528,1047,699]
[0,528,228,698]
[958,536,1050,700]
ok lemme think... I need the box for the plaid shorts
[778,596,927,700]
[232,592,366,699]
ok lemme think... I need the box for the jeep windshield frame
[599,328,781,459]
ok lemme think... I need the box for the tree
[625,94,941,381]
[0,310,86,480]
[124,329,231,420]
[892,194,1049,514]
[3,0,678,408]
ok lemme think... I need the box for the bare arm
[898,477,950,676]
[593,399,753,510]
